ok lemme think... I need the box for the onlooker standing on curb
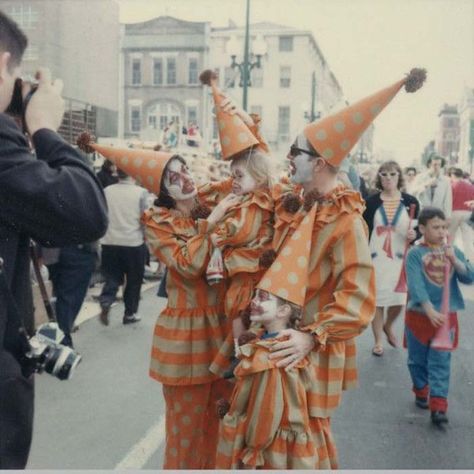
[42,243,98,347]
[403,166,417,194]
[413,155,452,218]
[97,159,118,189]
[99,169,149,325]
[448,167,474,261]
[0,12,108,469]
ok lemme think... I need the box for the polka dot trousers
[162,379,233,469]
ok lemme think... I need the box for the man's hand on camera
[25,68,65,136]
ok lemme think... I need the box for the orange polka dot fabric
[304,78,405,167]
[90,143,173,194]
[162,379,233,469]
[257,205,317,307]
[210,84,259,160]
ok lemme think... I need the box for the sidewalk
[33,264,161,328]
[75,278,160,327]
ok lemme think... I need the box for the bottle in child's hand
[206,247,224,285]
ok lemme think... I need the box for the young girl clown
[199,70,276,373]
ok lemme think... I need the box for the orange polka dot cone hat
[77,132,173,194]
[257,205,317,307]
[199,69,259,161]
[304,68,427,167]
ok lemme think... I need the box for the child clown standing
[405,207,474,425]
[215,206,338,470]
[199,70,276,373]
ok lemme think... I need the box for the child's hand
[444,245,456,265]
[464,200,474,210]
[210,233,219,246]
[426,307,446,328]
[219,96,254,126]
[207,193,240,225]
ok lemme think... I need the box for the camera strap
[0,257,27,328]
[29,243,56,322]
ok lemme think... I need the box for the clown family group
[76,66,467,470]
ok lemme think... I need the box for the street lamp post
[304,72,320,122]
[226,0,266,111]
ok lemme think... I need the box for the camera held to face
[22,322,82,380]
[5,77,38,132]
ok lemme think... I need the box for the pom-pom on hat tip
[404,67,427,93]
[199,69,218,86]
[76,131,96,154]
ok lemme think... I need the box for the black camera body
[20,322,82,380]
[5,77,38,132]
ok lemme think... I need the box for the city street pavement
[27,284,474,469]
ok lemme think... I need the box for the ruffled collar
[306,185,365,227]
[143,206,196,237]
[238,187,273,212]
[235,337,308,376]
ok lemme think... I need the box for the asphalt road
[27,284,474,469]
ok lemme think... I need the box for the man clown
[263,68,426,465]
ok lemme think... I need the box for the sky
[119,0,474,166]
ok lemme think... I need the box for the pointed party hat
[77,132,173,194]
[200,69,259,160]
[304,68,427,167]
[257,205,317,307]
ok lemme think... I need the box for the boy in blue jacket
[405,207,474,425]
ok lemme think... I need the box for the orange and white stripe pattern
[208,188,275,375]
[143,207,228,386]
[216,339,338,469]
[271,185,375,417]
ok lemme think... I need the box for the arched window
[147,103,181,130]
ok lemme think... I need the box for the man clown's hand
[268,329,316,371]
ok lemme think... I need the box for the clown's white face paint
[288,133,315,185]
[250,289,279,323]
[164,158,197,201]
[231,161,258,196]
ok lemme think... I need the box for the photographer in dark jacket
[0,12,108,469]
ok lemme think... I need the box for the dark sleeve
[362,193,381,240]
[401,193,421,242]
[0,116,108,247]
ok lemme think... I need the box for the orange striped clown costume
[266,68,427,422]
[143,208,233,469]
[194,91,274,376]
[291,186,375,414]
[74,135,237,469]
[216,337,337,469]
[201,181,274,377]
[199,177,274,311]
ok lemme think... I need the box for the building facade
[121,16,210,142]
[435,103,460,164]
[209,22,344,160]
[0,0,120,141]
[458,87,474,174]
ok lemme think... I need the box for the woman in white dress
[363,161,420,356]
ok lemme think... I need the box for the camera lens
[43,345,82,380]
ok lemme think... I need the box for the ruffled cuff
[197,218,212,234]
[300,324,328,351]
[241,448,265,468]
